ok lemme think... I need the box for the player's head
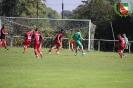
[2,24,6,29]
[60,29,64,33]
[77,29,81,32]
[123,33,126,37]
[117,34,121,38]
[35,28,38,32]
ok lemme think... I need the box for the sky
[45,0,133,13]
[45,0,83,13]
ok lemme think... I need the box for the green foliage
[0,0,61,18]
[62,10,72,19]
[73,0,115,24]
[46,7,61,18]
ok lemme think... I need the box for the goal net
[0,16,93,50]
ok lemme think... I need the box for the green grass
[0,47,133,88]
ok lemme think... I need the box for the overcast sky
[45,0,133,13]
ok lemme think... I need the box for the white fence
[5,36,133,53]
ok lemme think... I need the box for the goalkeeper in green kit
[73,29,85,56]
[122,33,129,56]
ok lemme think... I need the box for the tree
[73,0,115,24]
[0,0,61,18]
[46,7,61,18]
[61,10,72,19]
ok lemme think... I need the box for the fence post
[129,42,131,53]
[69,42,70,50]
[88,20,91,51]
[98,39,100,51]
[10,35,13,47]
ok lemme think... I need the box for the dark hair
[78,29,81,32]
[60,29,64,32]
[2,24,6,29]
[117,34,121,37]
[35,28,38,31]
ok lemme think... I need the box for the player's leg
[56,42,62,54]
[77,47,81,52]
[125,43,129,49]
[118,49,123,58]
[73,42,80,52]
[37,43,43,58]
[71,43,74,52]
[118,45,124,58]
[49,44,56,53]
[122,48,125,56]
[122,44,128,56]
[34,44,39,58]
[74,41,79,56]
[75,46,78,56]
[2,39,8,50]
[80,46,85,56]
[49,40,57,53]
[77,41,85,55]
[23,40,28,53]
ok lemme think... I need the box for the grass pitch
[0,47,133,88]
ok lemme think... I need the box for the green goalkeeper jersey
[124,37,128,44]
[73,32,81,41]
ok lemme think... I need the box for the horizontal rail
[6,36,133,42]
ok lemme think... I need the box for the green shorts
[75,40,83,47]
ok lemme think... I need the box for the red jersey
[25,31,32,40]
[118,36,125,45]
[55,32,63,41]
[0,28,6,39]
[33,31,44,44]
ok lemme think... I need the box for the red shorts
[54,40,61,45]
[23,40,31,46]
[1,39,6,42]
[70,42,76,46]
[118,44,124,50]
[34,43,40,49]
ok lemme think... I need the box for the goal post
[0,16,92,50]
[88,20,91,51]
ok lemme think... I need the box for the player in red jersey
[0,24,8,50]
[32,28,44,58]
[23,29,34,53]
[48,29,64,54]
[117,34,125,58]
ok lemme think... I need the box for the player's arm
[57,34,62,45]
[81,36,85,41]
[125,38,129,44]
[60,37,62,42]
[2,30,8,34]
[57,34,61,41]
[40,34,44,40]
[80,33,85,41]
